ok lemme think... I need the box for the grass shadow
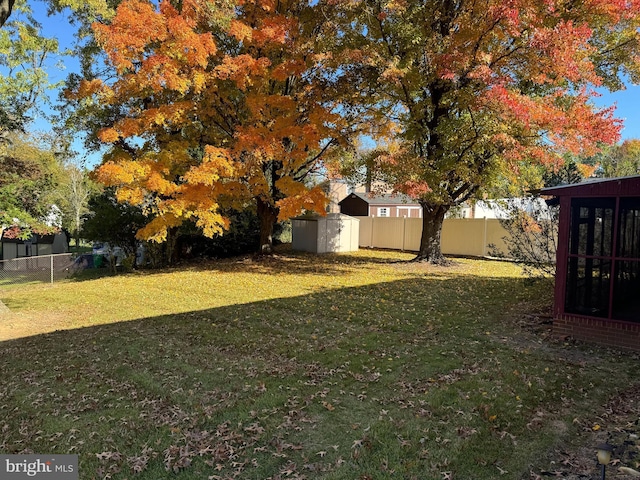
[1,268,637,480]
[63,248,422,286]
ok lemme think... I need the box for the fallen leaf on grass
[322,401,335,411]
[96,451,122,461]
[619,466,640,477]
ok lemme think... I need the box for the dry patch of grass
[1,250,638,480]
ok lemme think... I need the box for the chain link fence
[0,253,76,287]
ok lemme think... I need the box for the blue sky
[594,85,640,140]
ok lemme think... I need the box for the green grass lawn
[0,250,638,480]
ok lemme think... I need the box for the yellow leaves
[275,176,306,196]
[165,17,217,67]
[134,186,230,242]
[95,160,149,187]
[84,0,340,248]
[94,0,168,73]
[214,54,271,89]
[98,128,120,144]
[136,214,183,243]
[192,72,207,93]
[96,102,195,147]
[115,186,146,205]
[93,0,217,95]
[182,147,236,186]
[145,59,186,93]
[577,162,598,179]
[229,19,253,42]
[271,59,307,81]
[276,184,328,221]
[69,79,104,100]
[380,65,405,84]
[385,0,409,14]
[145,171,178,197]
[251,16,294,46]
[203,146,236,174]
[140,102,194,128]
[194,211,229,238]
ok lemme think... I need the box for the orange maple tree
[75,0,343,253]
[330,0,640,262]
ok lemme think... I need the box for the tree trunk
[74,211,81,250]
[256,197,278,254]
[0,0,15,28]
[414,202,451,264]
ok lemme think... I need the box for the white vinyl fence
[355,217,513,257]
[0,253,75,286]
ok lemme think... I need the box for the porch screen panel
[613,198,640,321]
[565,198,615,318]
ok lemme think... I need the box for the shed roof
[0,230,57,244]
[338,192,419,205]
[540,175,640,197]
[293,213,359,221]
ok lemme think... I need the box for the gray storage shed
[0,231,69,261]
[292,213,359,253]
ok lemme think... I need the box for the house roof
[339,192,420,205]
[540,175,640,197]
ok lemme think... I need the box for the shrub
[489,197,558,280]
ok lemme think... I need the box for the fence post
[370,216,375,248]
[401,217,406,251]
[482,217,488,257]
[50,255,54,284]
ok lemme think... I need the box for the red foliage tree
[331,0,639,262]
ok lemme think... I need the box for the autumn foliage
[79,0,342,251]
[76,0,640,258]
[330,0,639,261]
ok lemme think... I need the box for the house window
[378,207,389,217]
